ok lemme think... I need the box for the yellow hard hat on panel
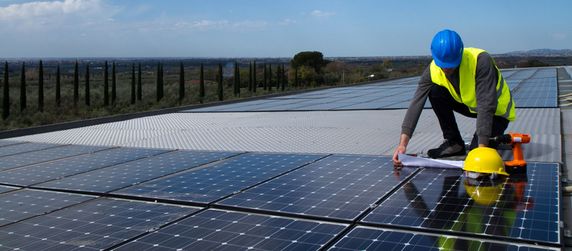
[463,147,509,176]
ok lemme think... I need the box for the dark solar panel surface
[0,198,199,250]
[218,155,417,220]
[0,147,169,186]
[361,163,560,244]
[0,185,17,194]
[36,150,238,193]
[184,68,558,112]
[114,153,325,204]
[0,189,94,226]
[0,142,61,158]
[0,140,24,147]
[0,144,110,171]
[329,226,555,251]
[115,209,347,251]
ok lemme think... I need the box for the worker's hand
[392,145,406,168]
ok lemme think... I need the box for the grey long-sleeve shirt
[401,52,500,145]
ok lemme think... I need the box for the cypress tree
[137,63,142,101]
[38,60,44,112]
[276,65,281,91]
[263,64,267,90]
[236,62,241,96]
[73,61,79,107]
[156,62,163,101]
[233,62,238,96]
[112,62,116,105]
[103,61,109,106]
[217,63,223,101]
[20,62,26,111]
[131,64,136,104]
[253,61,257,93]
[85,64,90,106]
[268,64,272,91]
[248,62,252,92]
[55,64,61,107]
[199,63,205,103]
[282,64,286,91]
[179,62,184,102]
[2,62,9,119]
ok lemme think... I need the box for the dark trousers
[428,85,509,149]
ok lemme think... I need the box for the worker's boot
[427,139,466,159]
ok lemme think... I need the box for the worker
[393,29,516,166]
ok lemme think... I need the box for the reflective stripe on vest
[429,47,516,121]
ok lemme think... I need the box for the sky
[0,0,570,58]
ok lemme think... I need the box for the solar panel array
[186,68,558,112]
[0,140,562,250]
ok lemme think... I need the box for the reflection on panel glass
[362,163,560,244]
[329,226,557,251]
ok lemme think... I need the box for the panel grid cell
[329,226,557,251]
[218,155,417,220]
[0,142,62,158]
[36,150,238,193]
[0,198,200,250]
[0,189,94,226]
[0,147,170,186]
[0,140,25,148]
[115,209,347,251]
[114,153,326,204]
[362,163,560,245]
[0,144,110,171]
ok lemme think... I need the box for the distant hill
[500,48,572,57]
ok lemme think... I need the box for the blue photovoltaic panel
[0,140,24,148]
[115,209,347,251]
[218,155,417,221]
[0,142,61,158]
[0,147,169,186]
[329,226,557,251]
[0,144,110,171]
[114,153,326,204]
[0,198,200,250]
[0,189,94,226]
[36,150,238,193]
[0,185,17,194]
[362,163,561,245]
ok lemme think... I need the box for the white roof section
[9,108,561,162]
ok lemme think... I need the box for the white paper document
[398,154,464,169]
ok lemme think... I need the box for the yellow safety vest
[429,47,516,121]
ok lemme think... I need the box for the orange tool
[491,132,531,170]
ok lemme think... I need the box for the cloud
[0,0,103,21]
[310,10,335,18]
[278,18,296,25]
[552,32,567,40]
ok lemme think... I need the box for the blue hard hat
[431,29,464,68]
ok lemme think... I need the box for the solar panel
[0,144,110,171]
[114,209,347,250]
[361,163,560,245]
[0,147,169,186]
[0,140,24,148]
[329,226,558,251]
[0,198,200,250]
[114,153,326,204]
[0,142,62,158]
[218,155,417,221]
[36,150,238,193]
[0,185,17,194]
[0,189,94,226]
